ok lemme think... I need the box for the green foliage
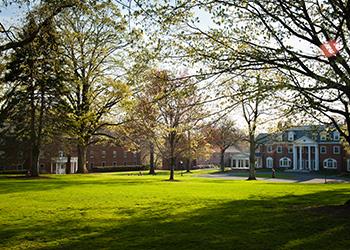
[0,8,66,176]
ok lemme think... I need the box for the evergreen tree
[1,13,64,176]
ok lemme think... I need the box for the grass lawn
[1,170,350,250]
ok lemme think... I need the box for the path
[197,172,350,184]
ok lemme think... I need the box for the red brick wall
[259,143,346,171]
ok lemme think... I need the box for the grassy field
[1,170,350,250]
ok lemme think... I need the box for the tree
[0,0,80,52]
[136,69,206,181]
[238,76,265,180]
[226,72,285,180]
[1,12,64,176]
[57,1,136,173]
[147,0,350,147]
[205,119,245,172]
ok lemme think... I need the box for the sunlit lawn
[1,170,350,250]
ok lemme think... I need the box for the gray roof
[257,125,339,144]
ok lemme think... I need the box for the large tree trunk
[169,132,176,181]
[220,148,225,172]
[186,158,191,173]
[169,156,175,181]
[247,134,256,180]
[149,142,156,175]
[66,154,71,174]
[30,145,40,177]
[186,130,191,173]
[77,144,88,173]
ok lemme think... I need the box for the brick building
[256,125,350,172]
[0,136,142,174]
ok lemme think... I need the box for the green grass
[1,171,350,250]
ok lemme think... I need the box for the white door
[266,158,273,168]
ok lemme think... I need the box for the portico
[292,136,319,171]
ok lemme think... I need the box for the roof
[257,124,339,144]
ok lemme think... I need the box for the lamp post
[180,161,183,176]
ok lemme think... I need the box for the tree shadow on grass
[0,176,163,195]
[1,189,350,250]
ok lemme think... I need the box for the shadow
[0,175,163,195]
[1,189,350,250]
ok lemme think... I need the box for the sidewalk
[197,173,350,184]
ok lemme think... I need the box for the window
[124,151,128,159]
[113,151,117,158]
[323,158,337,169]
[90,162,94,168]
[347,159,350,172]
[320,132,327,141]
[102,161,106,167]
[277,134,283,141]
[102,150,106,159]
[279,157,291,168]
[266,157,273,168]
[320,146,326,154]
[58,151,64,158]
[288,146,293,154]
[276,146,282,153]
[288,132,295,141]
[267,145,273,153]
[113,162,117,167]
[333,131,340,141]
[133,152,137,158]
[333,146,340,154]
[232,159,236,168]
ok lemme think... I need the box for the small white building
[226,145,262,169]
[51,153,78,174]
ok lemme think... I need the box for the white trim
[323,158,337,169]
[294,136,316,144]
[266,157,273,168]
[320,146,326,154]
[320,132,327,141]
[333,146,340,154]
[288,132,295,141]
[333,131,340,141]
[279,157,291,168]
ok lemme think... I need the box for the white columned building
[292,136,319,171]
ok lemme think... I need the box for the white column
[293,145,297,170]
[308,146,311,170]
[299,146,303,170]
[315,145,319,171]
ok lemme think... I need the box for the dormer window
[288,132,295,141]
[277,134,283,141]
[320,132,327,141]
[333,131,340,141]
